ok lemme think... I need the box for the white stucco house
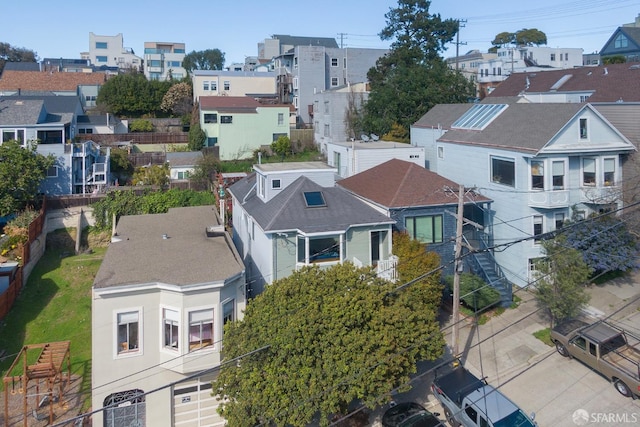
[91,205,246,427]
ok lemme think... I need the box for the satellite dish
[361,134,370,142]
[370,133,379,141]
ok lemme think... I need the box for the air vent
[206,225,225,237]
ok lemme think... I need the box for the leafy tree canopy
[562,213,639,275]
[445,273,500,312]
[188,122,206,151]
[534,236,591,325]
[182,49,225,74]
[602,55,626,64]
[216,262,445,427]
[91,188,216,230]
[160,81,193,117]
[0,140,54,216]
[109,148,134,185]
[491,28,547,49]
[190,153,221,190]
[132,163,169,188]
[96,72,172,117]
[363,1,474,136]
[0,42,38,74]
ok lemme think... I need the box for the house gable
[600,27,640,61]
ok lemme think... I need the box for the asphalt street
[369,271,640,427]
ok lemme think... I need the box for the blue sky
[1,0,638,65]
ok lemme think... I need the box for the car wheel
[555,342,570,357]
[443,407,461,427]
[614,379,632,397]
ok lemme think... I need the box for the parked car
[382,401,441,427]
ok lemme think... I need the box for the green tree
[0,42,38,74]
[271,135,291,161]
[191,153,221,190]
[602,55,626,64]
[363,1,474,136]
[0,140,54,216]
[445,273,501,312]
[534,236,591,326]
[188,122,206,151]
[182,49,225,75]
[109,148,134,185]
[216,262,444,427]
[392,231,443,309]
[160,82,193,117]
[491,28,547,51]
[96,72,172,117]
[132,163,169,187]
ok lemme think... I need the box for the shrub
[129,119,154,132]
[445,273,501,312]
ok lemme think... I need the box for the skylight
[452,104,508,130]
[303,191,326,207]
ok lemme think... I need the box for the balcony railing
[352,255,398,283]
[528,189,570,208]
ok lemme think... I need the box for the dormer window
[272,179,281,189]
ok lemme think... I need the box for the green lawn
[0,230,105,410]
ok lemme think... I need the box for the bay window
[603,158,615,186]
[117,311,140,354]
[583,158,596,186]
[189,309,213,351]
[552,161,565,189]
[163,308,179,350]
[531,160,544,190]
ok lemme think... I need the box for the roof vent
[162,234,169,240]
[206,225,225,237]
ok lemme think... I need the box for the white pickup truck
[431,364,536,427]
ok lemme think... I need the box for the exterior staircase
[463,234,513,308]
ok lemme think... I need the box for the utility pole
[337,33,347,49]
[455,19,467,71]
[451,184,465,359]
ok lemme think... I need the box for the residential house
[325,138,425,178]
[192,70,277,103]
[477,46,583,97]
[92,205,246,427]
[166,151,203,181]
[199,96,289,160]
[257,34,339,62]
[41,58,93,73]
[272,46,387,127]
[312,81,369,145]
[144,41,186,81]
[412,101,636,288]
[0,69,106,109]
[0,95,110,195]
[76,113,129,135]
[82,32,142,72]
[1,62,40,73]
[600,14,640,63]
[337,159,503,297]
[485,62,640,103]
[228,162,397,297]
[445,49,497,97]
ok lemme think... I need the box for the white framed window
[278,113,284,125]
[324,101,330,114]
[555,212,565,230]
[293,77,299,89]
[531,160,544,190]
[579,118,588,139]
[222,300,235,326]
[189,308,213,351]
[437,146,444,159]
[603,157,615,186]
[211,81,217,91]
[115,309,141,356]
[491,156,515,187]
[405,215,443,244]
[552,161,565,189]
[293,96,299,108]
[272,179,281,189]
[46,166,58,178]
[203,81,209,91]
[533,215,543,244]
[2,129,25,144]
[223,81,230,91]
[297,235,342,264]
[324,124,330,137]
[177,171,190,180]
[331,58,338,67]
[331,77,338,87]
[583,158,596,186]
[163,308,180,351]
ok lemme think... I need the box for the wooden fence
[0,200,47,320]
[77,132,188,145]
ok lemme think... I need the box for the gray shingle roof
[271,34,339,49]
[416,102,586,153]
[230,174,394,234]
[166,151,204,167]
[0,98,45,126]
[93,205,244,289]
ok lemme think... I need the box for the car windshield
[493,410,535,427]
